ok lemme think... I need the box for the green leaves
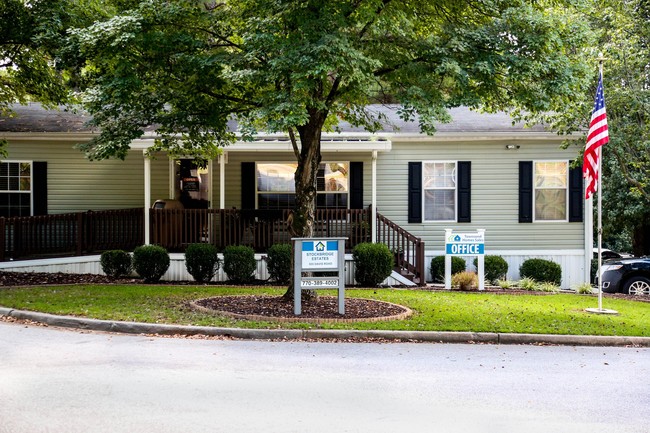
[65,0,596,160]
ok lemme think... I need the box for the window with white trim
[0,161,32,217]
[534,161,568,221]
[423,161,456,221]
[256,162,349,210]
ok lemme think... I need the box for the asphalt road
[1,321,648,433]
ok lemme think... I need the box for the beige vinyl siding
[5,139,147,213]
[149,155,171,205]
[377,139,584,251]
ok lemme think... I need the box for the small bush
[353,243,393,287]
[451,271,478,291]
[574,283,595,294]
[185,243,220,283]
[223,245,256,283]
[100,250,132,278]
[265,243,292,284]
[518,277,537,291]
[536,282,560,293]
[430,256,466,283]
[133,245,170,283]
[497,279,517,289]
[473,255,509,284]
[519,258,562,285]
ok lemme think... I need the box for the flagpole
[587,54,617,315]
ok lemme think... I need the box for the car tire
[623,276,650,296]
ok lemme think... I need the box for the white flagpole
[587,55,617,315]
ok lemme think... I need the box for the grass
[0,284,648,337]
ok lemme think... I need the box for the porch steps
[390,268,418,286]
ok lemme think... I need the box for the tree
[0,0,107,150]
[69,0,594,298]
[548,0,650,256]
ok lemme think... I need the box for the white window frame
[255,162,350,209]
[0,160,33,217]
[422,160,457,222]
[533,160,569,223]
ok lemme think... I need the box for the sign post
[293,237,347,315]
[444,229,486,290]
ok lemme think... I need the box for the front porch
[0,207,426,284]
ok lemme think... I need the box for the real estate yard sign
[293,237,347,315]
[445,229,485,291]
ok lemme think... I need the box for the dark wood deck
[0,207,426,284]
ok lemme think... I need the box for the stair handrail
[376,212,426,285]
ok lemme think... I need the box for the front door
[175,159,210,209]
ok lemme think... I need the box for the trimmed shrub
[223,245,256,283]
[473,255,509,284]
[430,256,466,283]
[265,243,292,284]
[353,242,393,287]
[185,243,220,283]
[451,271,478,291]
[133,245,170,283]
[100,250,132,278]
[519,258,562,285]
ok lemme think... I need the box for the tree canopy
[67,0,596,259]
[549,0,650,255]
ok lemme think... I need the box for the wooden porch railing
[0,207,425,285]
[149,208,372,253]
[376,212,426,285]
[0,209,144,261]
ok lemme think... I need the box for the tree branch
[612,147,649,200]
[288,127,300,160]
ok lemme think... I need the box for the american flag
[583,72,609,199]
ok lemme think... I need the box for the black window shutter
[457,161,471,223]
[568,164,583,222]
[349,162,363,209]
[241,162,256,209]
[408,162,422,223]
[32,161,47,216]
[519,161,533,223]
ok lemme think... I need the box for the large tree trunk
[282,110,326,302]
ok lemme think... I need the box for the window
[534,161,568,221]
[256,162,349,210]
[423,161,456,221]
[0,161,32,217]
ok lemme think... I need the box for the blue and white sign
[444,229,486,291]
[301,240,339,270]
[293,237,347,315]
[445,232,485,256]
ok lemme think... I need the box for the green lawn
[0,284,648,336]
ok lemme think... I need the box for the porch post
[219,152,226,209]
[144,150,151,245]
[371,150,377,243]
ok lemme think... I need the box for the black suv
[599,257,650,295]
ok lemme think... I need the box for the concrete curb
[2,307,650,347]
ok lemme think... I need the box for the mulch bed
[192,295,411,322]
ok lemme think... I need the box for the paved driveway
[1,321,648,433]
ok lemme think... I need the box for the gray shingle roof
[0,103,546,135]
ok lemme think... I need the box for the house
[0,104,589,288]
